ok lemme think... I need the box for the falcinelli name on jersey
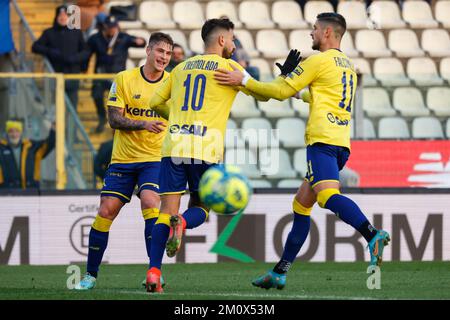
[125,105,162,118]
[170,124,208,136]
[183,59,219,71]
[333,56,354,70]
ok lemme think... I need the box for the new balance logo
[133,94,141,99]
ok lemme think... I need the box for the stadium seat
[440,57,450,82]
[138,58,146,66]
[276,118,306,147]
[258,99,295,118]
[355,30,392,58]
[426,87,450,117]
[393,87,430,117]
[337,0,368,29]
[378,117,410,139]
[435,1,450,28]
[304,1,334,25]
[206,1,242,28]
[250,58,274,81]
[373,58,411,86]
[351,118,376,139]
[368,1,406,29]
[272,1,308,29]
[407,58,444,86]
[225,148,261,178]
[249,179,272,188]
[388,29,425,58]
[412,117,444,139]
[126,29,151,58]
[352,58,377,86]
[402,0,438,28]
[446,118,450,138]
[173,1,205,29]
[341,32,359,58]
[234,30,260,58]
[126,59,135,70]
[230,92,262,118]
[293,148,307,177]
[106,1,142,28]
[225,119,245,148]
[242,117,279,148]
[259,148,297,179]
[421,29,450,57]
[362,88,396,117]
[239,1,275,29]
[256,30,289,59]
[189,30,203,55]
[139,1,175,29]
[158,29,190,55]
[277,179,303,188]
[291,97,310,118]
[289,30,319,57]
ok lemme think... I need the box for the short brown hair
[148,32,174,48]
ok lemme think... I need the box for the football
[199,164,252,214]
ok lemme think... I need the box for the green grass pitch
[0,262,449,300]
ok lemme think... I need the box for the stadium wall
[1,191,449,265]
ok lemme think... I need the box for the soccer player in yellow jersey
[215,13,391,290]
[75,33,172,290]
[143,19,289,293]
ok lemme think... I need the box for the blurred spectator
[87,15,146,133]
[0,119,55,189]
[232,37,260,81]
[94,138,113,180]
[166,43,185,72]
[32,5,90,110]
[85,11,108,39]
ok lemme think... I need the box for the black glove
[276,49,302,76]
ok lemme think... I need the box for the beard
[222,46,234,59]
[312,40,320,51]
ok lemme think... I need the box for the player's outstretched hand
[144,120,166,133]
[214,64,244,86]
[276,49,302,76]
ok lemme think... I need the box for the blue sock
[273,214,310,274]
[325,194,377,242]
[182,207,207,229]
[283,213,311,260]
[149,222,170,270]
[144,218,157,268]
[87,228,109,278]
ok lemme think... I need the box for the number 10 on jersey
[182,74,207,111]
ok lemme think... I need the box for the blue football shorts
[101,161,160,203]
[158,157,215,195]
[304,143,350,188]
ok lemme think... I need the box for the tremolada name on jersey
[170,124,208,136]
[183,59,219,71]
[125,105,162,118]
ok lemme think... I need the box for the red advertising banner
[346,140,450,188]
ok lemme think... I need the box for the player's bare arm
[108,106,166,133]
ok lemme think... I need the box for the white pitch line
[115,289,377,300]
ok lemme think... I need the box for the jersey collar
[140,66,165,84]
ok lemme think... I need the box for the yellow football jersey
[283,49,357,149]
[150,54,248,163]
[107,66,169,164]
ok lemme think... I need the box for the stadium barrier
[1,190,448,265]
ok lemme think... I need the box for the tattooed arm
[107,106,166,133]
